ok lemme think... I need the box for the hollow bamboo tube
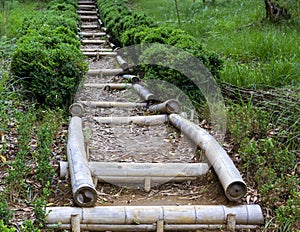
[67,117,97,207]
[133,83,156,101]
[87,68,123,76]
[93,115,168,125]
[46,205,264,225]
[116,55,128,69]
[60,161,209,178]
[79,101,147,108]
[122,74,140,84]
[69,103,84,117]
[149,99,181,114]
[84,83,132,90]
[168,114,247,201]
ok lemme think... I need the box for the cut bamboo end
[149,99,181,114]
[84,83,132,90]
[93,115,168,125]
[168,114,247,201]
[122,74,140,84]
[69,103,84,117]
[87,68,123,76]
[79,101,147,109]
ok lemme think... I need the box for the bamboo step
[77,10,98,15]
[87,68,124,76]
[81,39,106,44]
[78,5,96,10]
[83,51,117,57]
[80,15,98,20]
[93,115,168,125]
[80,32,106,37]
[81,24,99,29]
[78,101,147,108]
[84,83,132,90]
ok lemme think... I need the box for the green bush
[10,0,87,108]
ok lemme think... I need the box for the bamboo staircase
[45,0,265,231]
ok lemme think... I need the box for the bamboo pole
[81,48,112,52]
[81,39,106,44]
[47,223,260,231]
[77,10,98,15]
[80,15,98,20]
[87,68,123,76]
[46,205,264,225]
[168,114,247,201]
[80,24,98,29]
[93,115,168,125]
[83,51,117,57]
[149,99,181,114]
[122,74,140,84]
[116,55,128,69]
[60,162,209,178]
[79,101,147,108]
[67,117,97,207]
[84,83,132,90]
[133,83,156,101]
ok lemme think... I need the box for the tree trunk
[263,0,291,23]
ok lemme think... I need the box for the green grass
[131,0,300,230]
[131,0,300,88]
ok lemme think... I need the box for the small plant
[0,220,15,232]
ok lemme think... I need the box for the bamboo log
[46,205,264,225]
[149,99,181,114]
[168,114,247,201]
[80,24,98,29]
[79,101,147,108]
[60,162,209,178]
[81,39,106,44]
[81,48,112,52]
[116,55,128,69]
[47,223,260,231]
[87,68,123,76]
[69,103,84,117]
[78,5,95,9]
[80,15,98,21]
[67,117,97,207]
[77,10,98,15]
[84,83,132,90]
[133,84,156,101]
[80,32,106,37]
[93,115,168,125]
[83,51,117,57]
[122,74,140,84]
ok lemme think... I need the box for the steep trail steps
[45,0,265,231]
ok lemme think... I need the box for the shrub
[10,0,87,108]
